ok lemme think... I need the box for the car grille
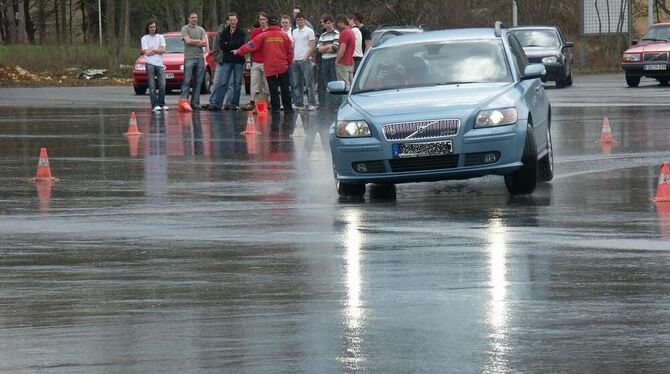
[644,52,669,62]
[388,155,459,172]
[382,119,460,141]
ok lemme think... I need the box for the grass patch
[0,44,138,75]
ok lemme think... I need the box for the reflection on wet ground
[1,88,670,371]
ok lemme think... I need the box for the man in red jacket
[234,15,294,113]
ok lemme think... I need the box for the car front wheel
[626,74,640,87]
[134,85,147,95]
[505,124,538,195]
[201,69,211,94]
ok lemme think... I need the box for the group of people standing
[140,7,372,114]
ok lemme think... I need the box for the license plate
[165,73,175,79]
[644,64,666,71]
[392,140,453,158]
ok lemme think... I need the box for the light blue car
[327,22,553,197]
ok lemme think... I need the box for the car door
[508,34,547,147]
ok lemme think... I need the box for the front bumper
[330,122,527,184]
[133,71,185,89]
[540,63,564,81]
[622,62,670,78]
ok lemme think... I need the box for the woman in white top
[140,19,167,111]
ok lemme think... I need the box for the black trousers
[267,71,293,112]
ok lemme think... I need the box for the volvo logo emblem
[417,126,426,134]
[387,127,397,137]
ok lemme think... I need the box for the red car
[133,31,217,95]
[621,23,670,87]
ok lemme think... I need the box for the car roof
[509,26,559,31]
[374,28,501,48]
[163,31,216,37]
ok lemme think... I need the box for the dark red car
[132,31,218,95]
[621,23,670,87]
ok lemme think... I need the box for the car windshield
[353,39,512,93]
[165,36,185,53]
[641,26,670,41]
[509,29,559,48]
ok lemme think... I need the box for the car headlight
[336,120,372,137]
[542,56,558,64]
[475,107,518,128]
[622,53,641,62]
[134,64,146,71]
[179,64,184,71]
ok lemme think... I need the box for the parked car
[621,23,670,87]
[133,31,217,95]
[370,26,424,48]
[508,26,574,88]
[327,22,552,197]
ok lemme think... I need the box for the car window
[507,34,527,76]
[509,29,559,48]
[641,26,670,41]
[165,36,185,53]
[353,39,512,93]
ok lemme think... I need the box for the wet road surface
[1,74,670,372]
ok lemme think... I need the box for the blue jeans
[146,64,166,108]
[318,58,339,108]
[181,58,205,106]
[209,62,243,109]
[291,60,316,107]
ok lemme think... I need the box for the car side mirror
[564,41,574,48]
[632,40,638,46]
[327,81,348,95]
[522,64,546,80]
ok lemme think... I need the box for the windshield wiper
[435,81,479,86]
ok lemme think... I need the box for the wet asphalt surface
[1,74,670,372]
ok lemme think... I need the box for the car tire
[626,74,640,87]
[538,124,554,182]
[335,171,366,197]
[566,72,573,86]
[134,85,147,95]
[201,69,211,94]
[505,123,538,195]
[555,72,566,89]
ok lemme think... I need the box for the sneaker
[162,106,169,111]
[292,104,305,111]
[152,106,161,112]
[307,105,317,111]
[192,104,202,110]
[200,104,211,110]
[229,105,240,111]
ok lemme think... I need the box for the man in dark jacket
[234,15,293,113]
[207,12,246,111]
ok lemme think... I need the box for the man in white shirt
[349,20,363,71]
[290,13,317,110]
[141,19,167,112]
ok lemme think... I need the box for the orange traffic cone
[241,112,261,135]
[255,100,268,114]
[178,98,192,113]
[124,112,142,136]
[653,162,670,202]
[597,117,615,144]
[655,201,670,238]
[30,148,60,183]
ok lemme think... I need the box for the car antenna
[495,21,506,37]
